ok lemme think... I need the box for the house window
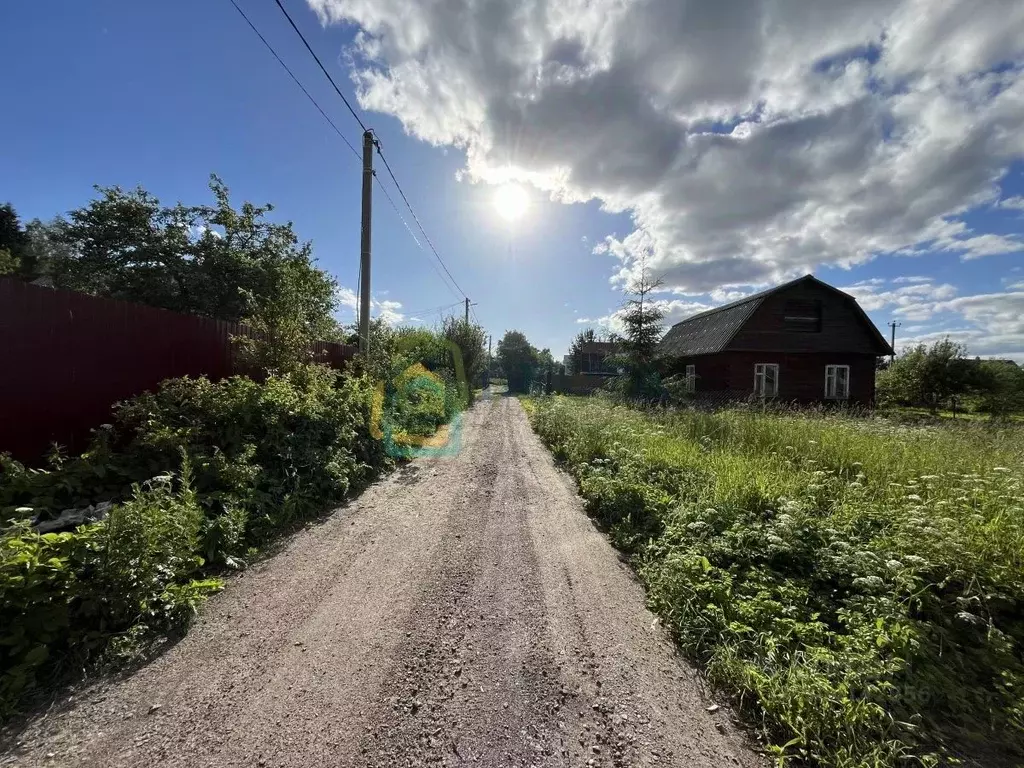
[783,299,822,332]
[754,363,779,398]
[685,364,695,394]
[825,364,850,399]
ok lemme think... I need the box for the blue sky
[3,0,1024,359]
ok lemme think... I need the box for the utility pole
[465,297,470,324]
[487,334,492,387]
[358,130,374,355]
[888,320,900,363]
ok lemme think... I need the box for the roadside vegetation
[0,183,485,718]
[493,329,557,393]
[878,339,1024,419]
[525,396,1024,767]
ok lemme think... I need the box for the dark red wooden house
[657,275,893,405]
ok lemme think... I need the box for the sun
[493,183,530,222]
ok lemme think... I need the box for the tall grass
[525,397,1024,767]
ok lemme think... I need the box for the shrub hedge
[0,366,391,717]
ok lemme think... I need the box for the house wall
[668,352,878,404]
[729,281,886,355]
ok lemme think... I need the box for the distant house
[576,340,620,376]
[657,275,893,405]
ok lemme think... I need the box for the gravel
[1,395,761,768]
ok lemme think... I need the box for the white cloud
[335,285,405,325]
[999,196,1024,211]
[891,275,932,284]
[336,286,358,310]
[311,0,1024,293]
[843,280,1024,361]
[840,279,958,321]
[577,296,715,336]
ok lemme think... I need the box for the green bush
[526,396,1024,767]
[111,366,389,561]
[0,473,222,716]
[0,365,392,716]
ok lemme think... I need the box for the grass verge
[524,396,1024,767]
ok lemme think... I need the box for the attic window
[783,299,822,332]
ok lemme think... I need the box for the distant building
[656,275,893,405]
[576,340,620,376]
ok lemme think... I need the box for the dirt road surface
[2,395,759,768]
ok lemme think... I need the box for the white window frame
[685,364,696,394]
[824,364,850,400]
[754,363,779,398]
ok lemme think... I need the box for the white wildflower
[853,576,884,589]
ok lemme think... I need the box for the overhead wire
[226,0,360,161]
[271,0,368,133]
[401,300,464,318]
[374,146,468,299]
[372,176,463,300]
[233,0,472,317]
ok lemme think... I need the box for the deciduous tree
[496,330,540,393]
[877,339,976,411]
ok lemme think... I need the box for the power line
[403,300,463,318]
[374,146,468,298]
[373,175,463,300]
[237,0,472,310]
[227,0,359,161]
[272,0,367,133]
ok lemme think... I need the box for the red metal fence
[0,278,355,463]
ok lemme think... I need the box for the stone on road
[1,396,759,768]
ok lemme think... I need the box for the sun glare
[493,183,530,222]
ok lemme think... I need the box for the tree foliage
[441,317,487,393]
[608,269,666,401]
[3,179,341,374]
[0,204,28,269]
[496,330,540,393]
[0,204,43,280]
[567,328,597,375]
[877,339,978,411]
[44,177,339,331]
[974,360,1024,417]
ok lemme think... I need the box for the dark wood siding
[667,351,877,404]
[727,281,884,354]
[721,352,876,404]
[667,355,733,392]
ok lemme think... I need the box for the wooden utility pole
[888,320,900,362]
[358,130,374,354]
[465,297,470,324]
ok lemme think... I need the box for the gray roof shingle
[656,274,892,358]
[656,294,766,357]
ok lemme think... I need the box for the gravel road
[2,394,759,768]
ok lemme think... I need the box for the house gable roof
[657,274,893,358]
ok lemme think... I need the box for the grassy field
[524,396,1024,767]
